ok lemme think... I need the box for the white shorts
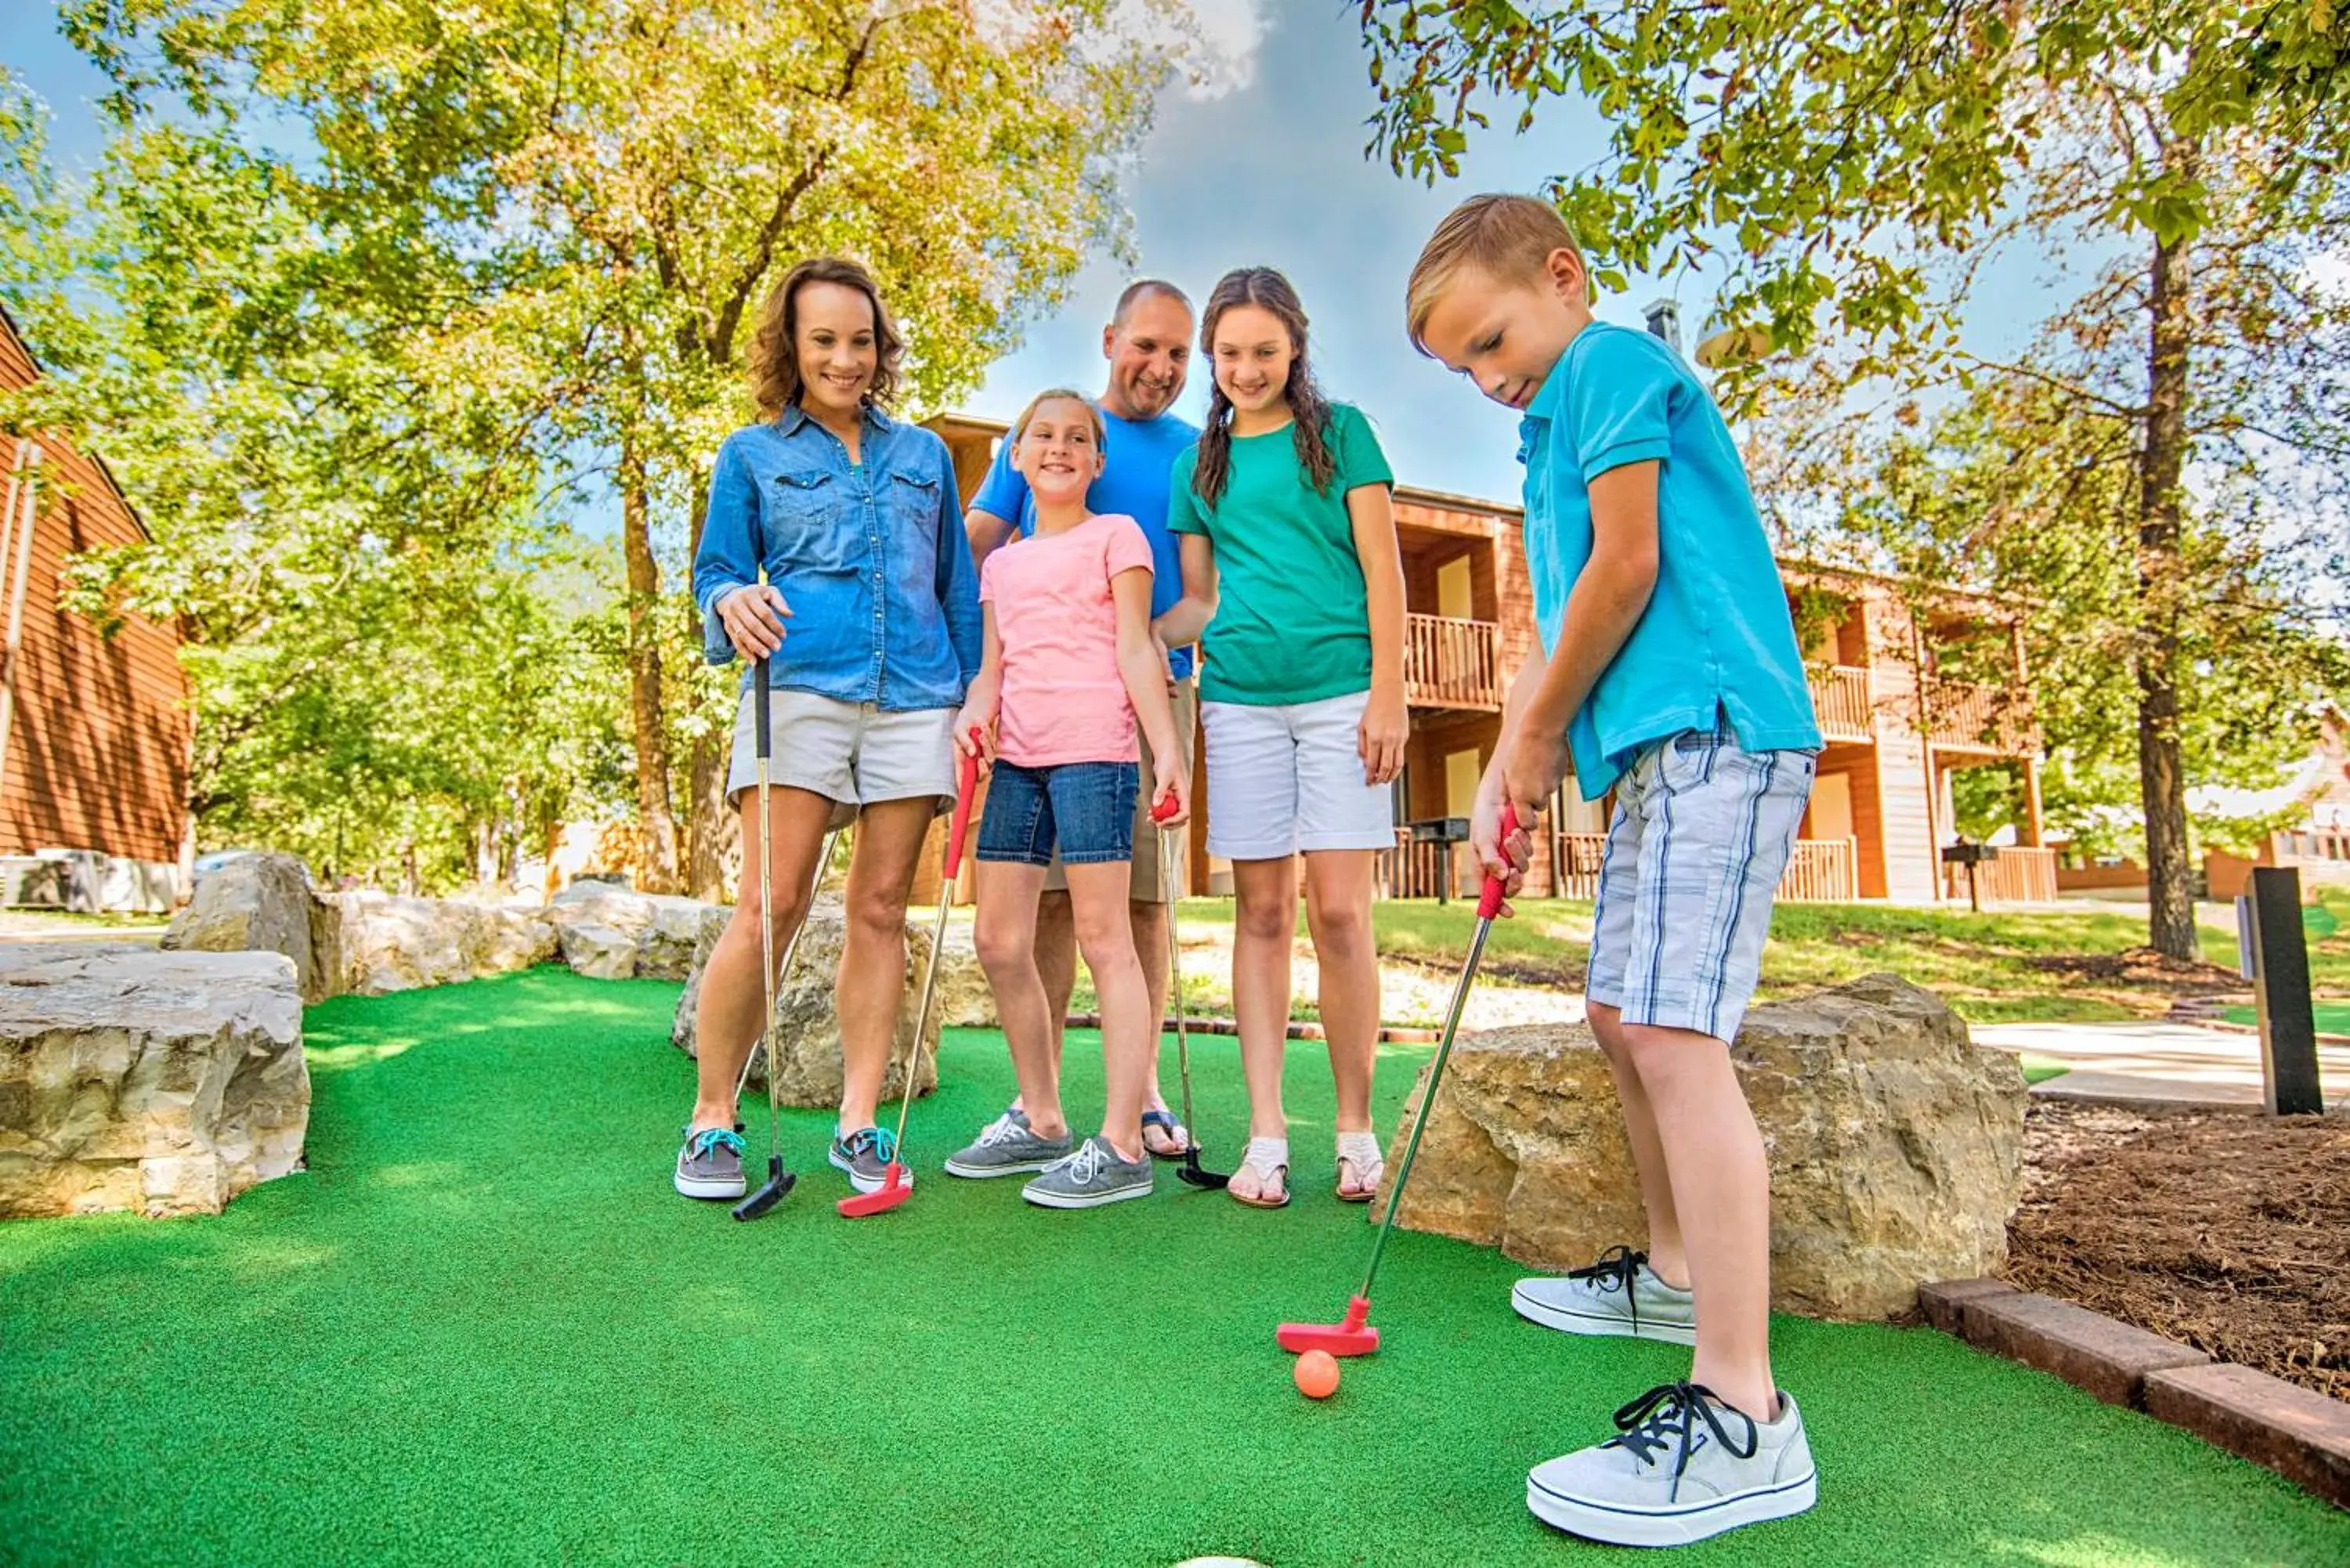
[725,687,956,826]
[1201,689,1396,861]
[1585,726,1817,1043]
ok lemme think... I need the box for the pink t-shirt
[980,512,1156,767]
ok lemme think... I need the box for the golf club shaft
[1163,825,1197,1140]
[1355,801,1520,1299]
[1356,912,1492,1298]
[755,656,779,1162]
[733,827,842,1107]
[882,742,981,1154]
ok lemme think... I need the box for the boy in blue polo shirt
[1408,194,1822,1548]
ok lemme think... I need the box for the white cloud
[1168,0,1270,99]
[967,0,1267,99]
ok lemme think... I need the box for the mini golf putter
[1153,787,1229,1191]
[1277,800,1521,1357]
[733,649,797,1221]
[837,731,982,1218]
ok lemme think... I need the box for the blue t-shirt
[969,404,1201,680]
[1519,322,1820,799]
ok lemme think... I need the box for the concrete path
[1972,1020,2349,1112]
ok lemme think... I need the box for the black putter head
[1176,1147,1230,1190]
[729,1155,796,1220]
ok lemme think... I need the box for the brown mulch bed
[2005,1101,2350,1400]
[2026,944,2249,995]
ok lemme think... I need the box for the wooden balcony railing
[1928,681,2038,753]
[1941,844,2059,905]
[1382,829,1862,903]
[1780,836,1858,901]
[1806,665,1874,743]
[1403,612,1502,710]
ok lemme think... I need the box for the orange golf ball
[1293,1349,1340,1399]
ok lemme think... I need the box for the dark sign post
[1409,817,1473,905]
[2241,867,2326,1116]
[1940,839,2000,913]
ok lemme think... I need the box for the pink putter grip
[1478,801,1521,920]
[946,729,982,880]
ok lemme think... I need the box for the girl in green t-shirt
[1157,266,1410,1210]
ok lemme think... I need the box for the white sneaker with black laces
[1527,1382,1817,1548]
[1513,1245,1697,1344]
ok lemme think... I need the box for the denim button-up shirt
[693,403,982,711]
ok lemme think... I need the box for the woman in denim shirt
[676,256,981,1205]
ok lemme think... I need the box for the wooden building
[929,413,2050,908]
[0,305,190,909]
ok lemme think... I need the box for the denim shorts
[976,760,1139,866]
[1585,724,1817,1044]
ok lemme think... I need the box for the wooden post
[2019,753,2046,848]
[2246,866,2325,1115]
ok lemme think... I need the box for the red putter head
[1276,1295,1378,1358]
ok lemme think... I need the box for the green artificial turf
[4,969,2345,1567]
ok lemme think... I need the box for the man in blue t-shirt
[961,279,1202,1161]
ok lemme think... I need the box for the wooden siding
[0,315,190,867]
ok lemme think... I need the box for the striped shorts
[1585,725,1817,1044]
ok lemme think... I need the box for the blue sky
[6,1,2066,511]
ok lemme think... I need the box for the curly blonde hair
[747,257,904,417]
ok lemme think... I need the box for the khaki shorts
[1043,681,1196,903]
[725,686,956,830]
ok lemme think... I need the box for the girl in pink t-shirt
[949,389,1191,1209]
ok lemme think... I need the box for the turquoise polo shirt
[1519,322,1820,800]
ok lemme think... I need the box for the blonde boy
[1408,194,1822,1548]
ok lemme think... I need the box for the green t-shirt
[1167,401,1394,706]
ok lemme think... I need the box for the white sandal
[1336,1129,1385,1204]
[1229,1136,1290,1209]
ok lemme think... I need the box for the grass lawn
[3,970,2343,1566]
[1141,887,2350,1029]
[2221,1002,2350,1036]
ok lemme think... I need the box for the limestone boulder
[0,944,309,1217]
[468,904,560,977]
[673,895,938,1107]
[1380,972,2027,1321]
[545,892,723,981]
[162,853,327,1001]
[931,920,993,1028]
[321,892,482,995]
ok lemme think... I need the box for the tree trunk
[678,476,733,901]
[2135,144,2198,960]
[621,427,682,893]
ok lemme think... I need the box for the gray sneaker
[1020,1136,1154,1209]
[828,1126,910,1194]
[943,1109,1075,1178]
[1528,1384,1817,1548]
[674,1125,747,1200]
[1513,1245,1697,1345]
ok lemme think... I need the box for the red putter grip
[945,730,982,880]
[1477,801,1521,920]
[1150,789,1180,824]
